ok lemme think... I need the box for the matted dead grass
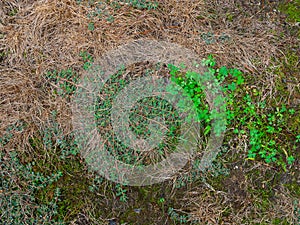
[1,0,299,224]
[0,0,284,141]
[0,0,288,134]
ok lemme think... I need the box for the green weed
[279,0,300,23]
[167,55,298,171]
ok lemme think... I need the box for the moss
[33,156,91,220]
[35,183,57,205]
[221,207,232,218]
[25,134,94,221]
[245,168,283,216]
[284,181,300,198]
[137,185,160,203]
[272,219,290,225]
[25,131,182,224]
[207,172,228,191]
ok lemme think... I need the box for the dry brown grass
[0,0,288,133]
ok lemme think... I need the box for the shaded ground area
[1,0,299,224]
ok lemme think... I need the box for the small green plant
[8,8,18,17]
[45,51,94,98]
[45,69,79,97]
[88,175,104,192]
[88,21,95,31]
[115,184,128,202]
[168,207,194,224]
[199,31,230,44]
[167,55,297,170]
[0,121,25,147]
[80,50,94,70]
[119,0,158,10]
[158,197,165,204]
